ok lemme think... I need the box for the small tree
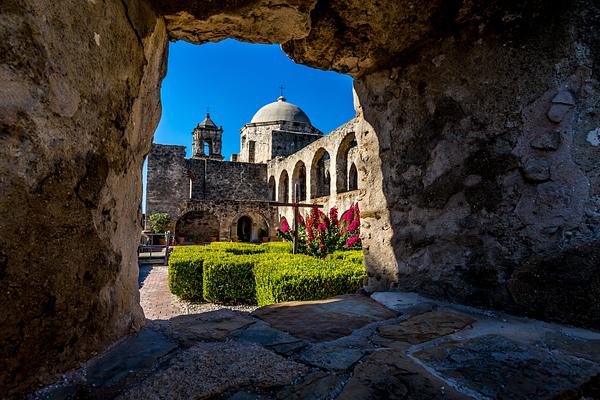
[149,212,171,234]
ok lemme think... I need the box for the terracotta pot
[177,237,185,245]
[158,238,166,245]
[261,237,269,243]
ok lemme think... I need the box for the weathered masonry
[146,98,362,243]
[1,0,599,396]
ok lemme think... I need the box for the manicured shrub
[259,241,292,253]
[327,250,364,266]
[254,256,366,307]
[168,247,213,300]
[168,242,366,306]
[202,254,258,304]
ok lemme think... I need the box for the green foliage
[258,241,293,253]
[168,247,212,300]
[203,254,258,304]
[167,242,366,306]
[149,212,171,234]
[254,256,365,306]
[327,250,364,266]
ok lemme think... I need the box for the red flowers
[277,203,362,256]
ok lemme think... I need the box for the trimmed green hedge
[203,254,257,304]
[168,243,365,306]
[254,256,365,306]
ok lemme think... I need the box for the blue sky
[152,39,355,158]
[143,39,355,212]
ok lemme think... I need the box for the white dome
[250,97,311,124]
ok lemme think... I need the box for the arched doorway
[348,162,358,191]
[175,211,220,244]
[268,176,276,201]
[336,132,358,193]
[237,216,253,242]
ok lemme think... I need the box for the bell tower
[192,112,224,160]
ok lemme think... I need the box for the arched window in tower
[336,132,357,193]
[348,162,358,191]
[292,161,306,202]
[204,140,211,156]
[311,148,331,198]
[278,170,289,202]
[268,176,276,201]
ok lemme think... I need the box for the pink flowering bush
[277,203,362,257]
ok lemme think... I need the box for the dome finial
[278,84,286,102]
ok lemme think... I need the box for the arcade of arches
[2,0,600,396]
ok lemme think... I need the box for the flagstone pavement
[32,266,600,399]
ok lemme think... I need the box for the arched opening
[204,140,211,156]
[175,211,220,244]
[336,132,358,193]
[348,162,358,191]
[268,176,276,201]
[236,215,253,242]
[278,170,289,202]
[292,161,307,202]
[311,148,331,198]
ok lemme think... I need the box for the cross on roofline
[279,84,285,97]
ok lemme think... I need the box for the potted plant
[149,213,171,244]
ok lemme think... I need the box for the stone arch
[230,211,271,243]
[268,176,276,201]
[278,170,289,202]
[336,132,357,193]
[175,211,220,244]
[291,160,307,202]
[348,162,358,191]
[310,148,331,198]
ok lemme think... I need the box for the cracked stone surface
[31,291,600,400]
[252,294,398,342]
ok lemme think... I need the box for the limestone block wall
[178,200,278,242]
[146,144,189,225]
[267,119,362,222]
[238,120,322,163]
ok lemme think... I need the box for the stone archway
[175,211,220,243]
[310,148,331,198]
[236,215,253,242]
[3,0,600,395]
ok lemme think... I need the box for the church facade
[145,96,362,243]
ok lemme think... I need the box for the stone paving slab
[231,319,307,355]
[376,310,475,344]
[164,309,257,346]
[412,334,600,400]
[116,341,308,400]
[338,349,468,400]
[252,294,398,342]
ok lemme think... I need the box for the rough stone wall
[354,2,600,327]
[4,0,600,395]
[146,144,189,225]
[187,159,269,201]
[267,119,362,222]
[271,130,322,159]
[0,0,167,395]
[238,120,321,163]
[179,200,278,242]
